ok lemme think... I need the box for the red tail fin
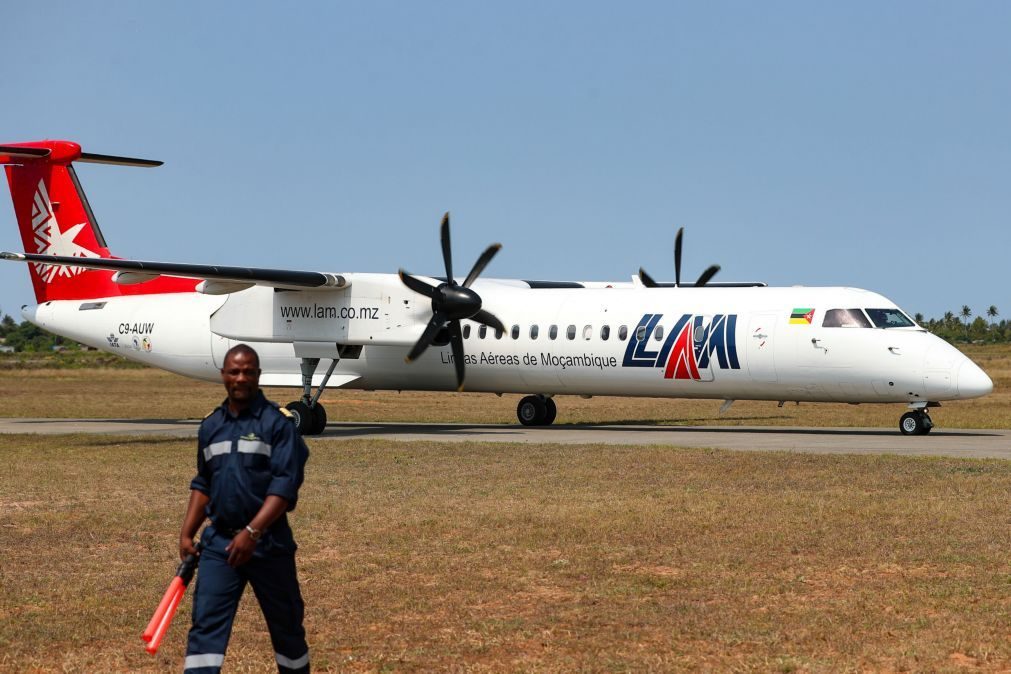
[1,140,196,302]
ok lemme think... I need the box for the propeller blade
[399,269,437,298]
[471,309,505,334]
[674,226,684,288]
[405,313,446,363]
[449,320,466,390]
[462,243,502,288]
[694,264,721,288]
[440,212,454,285]
[638,267,658,288]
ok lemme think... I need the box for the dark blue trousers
[184,531,309,673]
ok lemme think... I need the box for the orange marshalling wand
[142,548,200,655]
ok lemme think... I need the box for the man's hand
[179,535,200,561]
[225,530,256,567]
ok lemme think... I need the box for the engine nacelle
[209,273,427,346]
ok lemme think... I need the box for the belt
[213,524,243,538]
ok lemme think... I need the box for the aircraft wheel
[517,395,546,426]
[543,397,557,425]
[899,411,930,436]
[286,401,314,435]
[311,403,328,435]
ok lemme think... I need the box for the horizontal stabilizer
[0,145,52,160]
[1,252,348,291]
[0,141,160,167]
[78,152,162,168]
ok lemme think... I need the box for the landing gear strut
[517,395,556,426]
[899,410,934,436]
[286,357,338,436]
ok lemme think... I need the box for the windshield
[865,308,915,328]
[822,308,872,328]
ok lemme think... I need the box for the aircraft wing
[0,251,348,293]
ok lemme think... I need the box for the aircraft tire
[517,396,546,426]
[286,401,314,435]
[311,403,328,435]
[899,411,928,436]
[543,397,557,425]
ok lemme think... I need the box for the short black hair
[223,343,260,369]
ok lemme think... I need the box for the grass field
[0,344,1008,430]
[3,436,1011,672]
[0,345,1009,671]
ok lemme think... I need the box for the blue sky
[1,2,1008,320]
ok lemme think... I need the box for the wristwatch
[245,525,262,541]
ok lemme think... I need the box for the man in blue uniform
[179,343,311,673]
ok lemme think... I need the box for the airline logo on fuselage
[622,313,740,380]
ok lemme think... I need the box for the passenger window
[583,325,592,340]
[865,308,915,329]
[495,327,504,339]
[636,325,647,341]
[822,308,872,328]
[479,325,487,339]
[463,324,471,339]
[600,325,610,341]
[654,325,664,341]
[549,325,558,340]
[566,325,576,340]
[530,325,539,340]
[511,325,519,339]
[618,325,628,341]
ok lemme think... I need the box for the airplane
[0,140,994,437]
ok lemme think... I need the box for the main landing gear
[517,395,557,426]
[899,406,935,436]
[285,357,339,436]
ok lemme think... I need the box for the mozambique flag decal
[790,308,815,325]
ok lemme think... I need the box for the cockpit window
[865,308,915,328]
[822,308,872,328]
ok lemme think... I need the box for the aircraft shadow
[318,422,1000,439]
[6,418,998,440]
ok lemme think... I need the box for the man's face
[221,351,261,406]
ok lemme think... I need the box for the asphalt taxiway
[1,418,1010,459]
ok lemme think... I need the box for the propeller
[638,226,721,288]
[399,212,504,391]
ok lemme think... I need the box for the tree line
[0,313,75,352]
[914,305,1007,344]
[0,305,1007,353]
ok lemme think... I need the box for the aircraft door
[746,313,778,383]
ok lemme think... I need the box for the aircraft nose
[957,359,993,399]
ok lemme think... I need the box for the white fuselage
[22,274,992,405]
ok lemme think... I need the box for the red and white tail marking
[29,177,101,283]
[1,140,196,302]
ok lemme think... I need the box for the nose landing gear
[899,410,934,436]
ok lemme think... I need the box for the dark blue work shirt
[191,391,309,554]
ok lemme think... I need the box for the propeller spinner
[399,213,505,390]
[639,226,721,288]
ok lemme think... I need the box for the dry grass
[3,435,1011,671]
[1,344,1007,429]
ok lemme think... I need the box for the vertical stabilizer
[1,140,195,302]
